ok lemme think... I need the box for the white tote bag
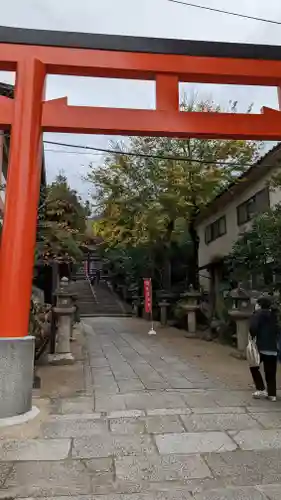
[246,335,260,367]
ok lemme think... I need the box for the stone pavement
[2,318,281,499]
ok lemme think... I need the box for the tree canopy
[88,96,263,289]
[36,174,87,264]
[227,203,281,291]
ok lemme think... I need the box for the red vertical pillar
[0,57,46,338]
[0,131,5,214]
[156,74,179,111]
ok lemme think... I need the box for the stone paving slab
[95,394,127,412]
[52,396,95,414]
[115,454,212,481]
[247,406,281,413]
[0,439,70,461]
[103,494,193,500]
[246,399,281,409]
[212,393,252,407]
[42,415,109,438]
[107,493,193,500]
[91,366,113,374]
[29,494,194,500]
[250,412,281,428]
[0,463,12,488]
[155,431,237,454]
[112,370,140,381]
[181,413,261,432]
[72,434,156,458]
[146,415,185,434]
[258,484,281,499]
[143,381,171,390]
[146,408,191,416]
[118,379,146,392]
[83,457,115,490]
[233,429,281,451]
[161,377,194,389]
[89,358,110,368]
[47,412,103,420]
[204,449,281,486]
[109,417,146,434]
[124,392,187,411]
[108,410,145,419]
[191,406,246,414]
[3,460,92,497]
[180,393,220,408]
[193,486,268,499]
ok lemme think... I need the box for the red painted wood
[0,58,45,337]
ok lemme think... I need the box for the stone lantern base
[181,305,199,337]
[0,336,35,419]
[228,310,252,358]
[159,301,170,326]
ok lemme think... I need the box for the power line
[43,139,262,168]
[1,132,269,168]
[167,0,281,25]
[44,149,104,156]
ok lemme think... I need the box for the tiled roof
[0,82,13,98]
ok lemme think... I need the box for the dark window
[237,187,270,226]
[205,216,227,244]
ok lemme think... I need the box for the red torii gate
[1,27,281,340]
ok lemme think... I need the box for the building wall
[196,167,281,290]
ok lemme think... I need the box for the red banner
[144,278,152,314]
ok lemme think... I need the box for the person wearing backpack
[249,295,279,402]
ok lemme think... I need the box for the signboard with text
[143,278,152,314]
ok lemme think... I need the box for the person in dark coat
[249,295,279,401]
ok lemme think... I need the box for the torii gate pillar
[0,57,45,419]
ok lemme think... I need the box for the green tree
[227,203,281,291]
[88,96,262,289]
[36,174,87,264]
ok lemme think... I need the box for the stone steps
[74,279,131,317]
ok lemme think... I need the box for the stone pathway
[2,318,281,499]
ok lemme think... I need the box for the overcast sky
[1,0,281,199]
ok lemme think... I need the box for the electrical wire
[167,0,281,25]
[44,149,104,156]
[1,131,270,168]
[43,139,264,168]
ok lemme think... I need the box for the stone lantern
[68,282,79,341]
[159,297,170,326]
[131,286,141,317]
[156,290,174,327]
[48,277,75,365]
[181,286,201,336]
[228,285,252,356]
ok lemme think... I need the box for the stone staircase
[75,278,131,318]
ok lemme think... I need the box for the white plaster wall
[196,167,281,290]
